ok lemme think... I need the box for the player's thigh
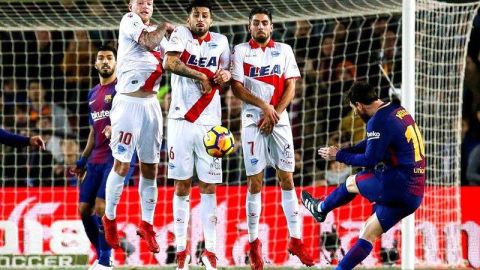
[96,162,114,201]
[359,213,384,243]
[109,96,142,163]
[137,98,163,164]
[193,124,222,184]
[269,125,295,173]
[79,164,103,205]
[167,119,195,180]
[373,204,413,233]
[242,125,267,176]
[355,170,383,203]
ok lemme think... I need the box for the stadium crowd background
[1,9,479,187]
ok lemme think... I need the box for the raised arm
[138,22,174,51]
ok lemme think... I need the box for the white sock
[200,193,217,252]
[173,194,190,252]
[105,170,125,220]
[139,176,157,224]
[281,189,301,239]
[246,192,261,243]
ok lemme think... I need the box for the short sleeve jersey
[116,12,167,94]
[231,39,300,127]
[164,26,231,125]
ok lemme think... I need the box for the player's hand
[103,125,112,139]
[29,135,45,150]
[318,146,339,161]
[261,103,280,126]
[200,77,213,94]
[71,156,88,182]
[213,69,231,85]
[160,22,175,34]
[258,117,274,135]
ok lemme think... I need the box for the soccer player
[73,45,135,270]
[0,129,44,149]
[301,82,425,270]
[102,0,174,254]
[231,7,314,270]
[162,0,231,269]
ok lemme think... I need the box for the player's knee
[174,180,192,196]
[94,200,106,216]
[277,171,294,190]
[78,203,92,218]
[199,181,216,194]
[247,175,263,193]
[346,175,359,193]
[114,160,130,176]
[140,162,157,179]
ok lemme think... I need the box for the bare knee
[359,214,384,243]
[174,179,192,196]
[247,174,263,194]
[114,160,131,176]
[140,162,158,180]
[277,170,294,190]
[346,175,360,194]
[199,181,216,194]
[94,199,106,216]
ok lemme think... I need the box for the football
[203,126,235,158]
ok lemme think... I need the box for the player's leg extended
[93,197,112,268]
[246,172,264,270]
[174,178,192,269]
[103,160,131,248]
[302,174,359,222]
[135,162,160,253]
[242,125,267,270]
[337,213,383,270]
[198,181,218,269]
[79,164,102,256]
[277,169,314,266]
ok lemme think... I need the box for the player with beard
[73,45,135,270]
[163,0,231,269]
[230,7,314,270]
[302,82,425,270]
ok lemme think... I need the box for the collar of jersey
[192,31,212,44]
[249,38,275,51]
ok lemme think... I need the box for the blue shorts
[79,162,135,205]
[355,169,423,232]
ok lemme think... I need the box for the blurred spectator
[466,144,480,185]
[27,80,73,135]
[61,30,97,91]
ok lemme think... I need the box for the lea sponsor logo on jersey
[248,64,281,77]
[187,55,218,68]
[367,131,381,140]
[90,110,110,121]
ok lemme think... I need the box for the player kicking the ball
[102,0,174,254]
[302,82,425,270]
[231,7,314,270]
[163,0,231,269]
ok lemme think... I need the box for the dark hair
[186,0,213,15]
[97,44,117,58]
[249,7,272,23]
[346,81,378,105]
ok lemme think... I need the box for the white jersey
[165,26,230,125]
[116,12,167,94]
[231,39,300,127]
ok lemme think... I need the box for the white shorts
[110,94,163,164]
[242,124,295,176]
[167,119,222,183]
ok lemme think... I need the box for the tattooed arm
[138,22,174,51]
[163,51,212,93]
